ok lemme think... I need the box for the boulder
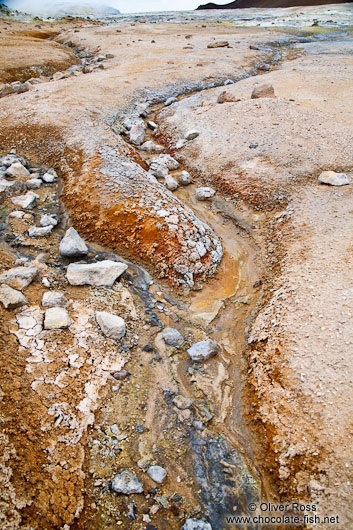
[42,291,67,308]
[164,175,179,191]
[95,311,126,340]
[156,154,180,170]
[111,471,143,494]
[6,162,30,178]
[0,265,38,289]
[162,328,185,348]
[11,192,39,210]
[318,171,351,186]
[40,214,58,227]
[28,226,53,238]
[66,260,128,286]
[60,227,88,257]
[182,520,212,530]
[139,141,164,154]
[187,339,219,362]
[44,307,71,330]
[149,160,169,179]
[129,120,146,146]
[195,187,216,201]
[178,170,193,186]
[147,466,167,484]
[251,83,275,99]
[0,284,27,309]
[0,179,26,198]
[26,178,42,190]
[42,171,57,183]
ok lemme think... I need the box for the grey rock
[187,339,219,362]
[185,130,200,141]
[112,370,130,380]
[129,119,146,146]
[0,266,38,290]
[42,291,67,308]
[139,141,164,154]
[111,471,143,494]
[5,162,30,178]
[0,179,26,198]
[60,227,88,257]
[0,284,27,309]
[42,170,57,183]
[164,175,179,191]
[44,307,71,329]
[66,260,128,286]
[95,311,126,340]
[165,96,177,106]
[195,187,216,201]
[251,83,275,99]
[157,154,180,170]
[40,214,58,227]
[178,170,193,186]
[224,79,234,85]
[162,328,184,348]
[11,192,39,210]
[26,178,42,190]
[149,161,169,179]
[173,395,193,410]
[182,519,212,530]
[147,120,157,130]
[28,226,53,238]
[147,465,167,484]
[318,171,351,186]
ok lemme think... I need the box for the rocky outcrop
[197,0,348,9]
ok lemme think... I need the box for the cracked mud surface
[0,9,352,530]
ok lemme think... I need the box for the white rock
[111,471,143,494]
[318,171,351,186]
[44,307,71,330]
[129,119,146,146]
[147,466,167,484]
[0,180,26,198]
[0,284,27,309]
[195,187,216,201]
[42,171,56,183]
[40,214,58,227]
[147,120,157,130]
[165,96,177,106]
[187,339,219,362]
[95,311,126,340]
[139,141,164,154]
[156,154,180,170]
[182,519,212,530]
[42,291,67,308]
[0,266,38,289]
[8,210,25,219]
[26,178,42,190]
[11,192,39,210]
[66,260,128,286]
[60,227,88,257]
[149,161,169,179]
[162,328,184,347]
[164,175,179,191]
[185,130,200,141]
[28,226,53,238]
[6,162,30,178]
[178,170,192,186]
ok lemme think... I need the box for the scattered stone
[0,179,26,198]
[8,210,24,219]
[224,79,234,85]
[42,291,67,308]
[0,284,27,309]
[149,161,169,179]
[217,91,239,104]
[42,171,57,183]
[257,63,271,71]
[173,395,193,409]
[207,41,229,48]
[6,162,30,178]
[164,175,179,191]
[165,96,177,106]
[28,226,53,238]
[251,83,275,99]
[40,214,58,227]
[111,471,143,494]
[44,307,72,330]
[156,154,180,170]
[182,519,212,530]
[187,339,219,362]
[60,227,88,257]
[195,187,216,201]
[129,119,146,146]
[112,370,130,381]
[11,192,39,210]
[178,170,193,186]
[135,424,145,433]
[147,120,157,130]
[185,130,200,141]
[66,260,128,286]
[26,178,42,190]
[147,466,167,484]
[139,141,164,154]
[162,328,184,348]
[318,171,351,186]
[95,311,126,340]
[0,266,38,289]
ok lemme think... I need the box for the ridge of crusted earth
[0,13,352,530]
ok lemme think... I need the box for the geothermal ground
[0,6,352,530]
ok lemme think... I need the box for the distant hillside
[197,0,351,8]
[4,1,120,17]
